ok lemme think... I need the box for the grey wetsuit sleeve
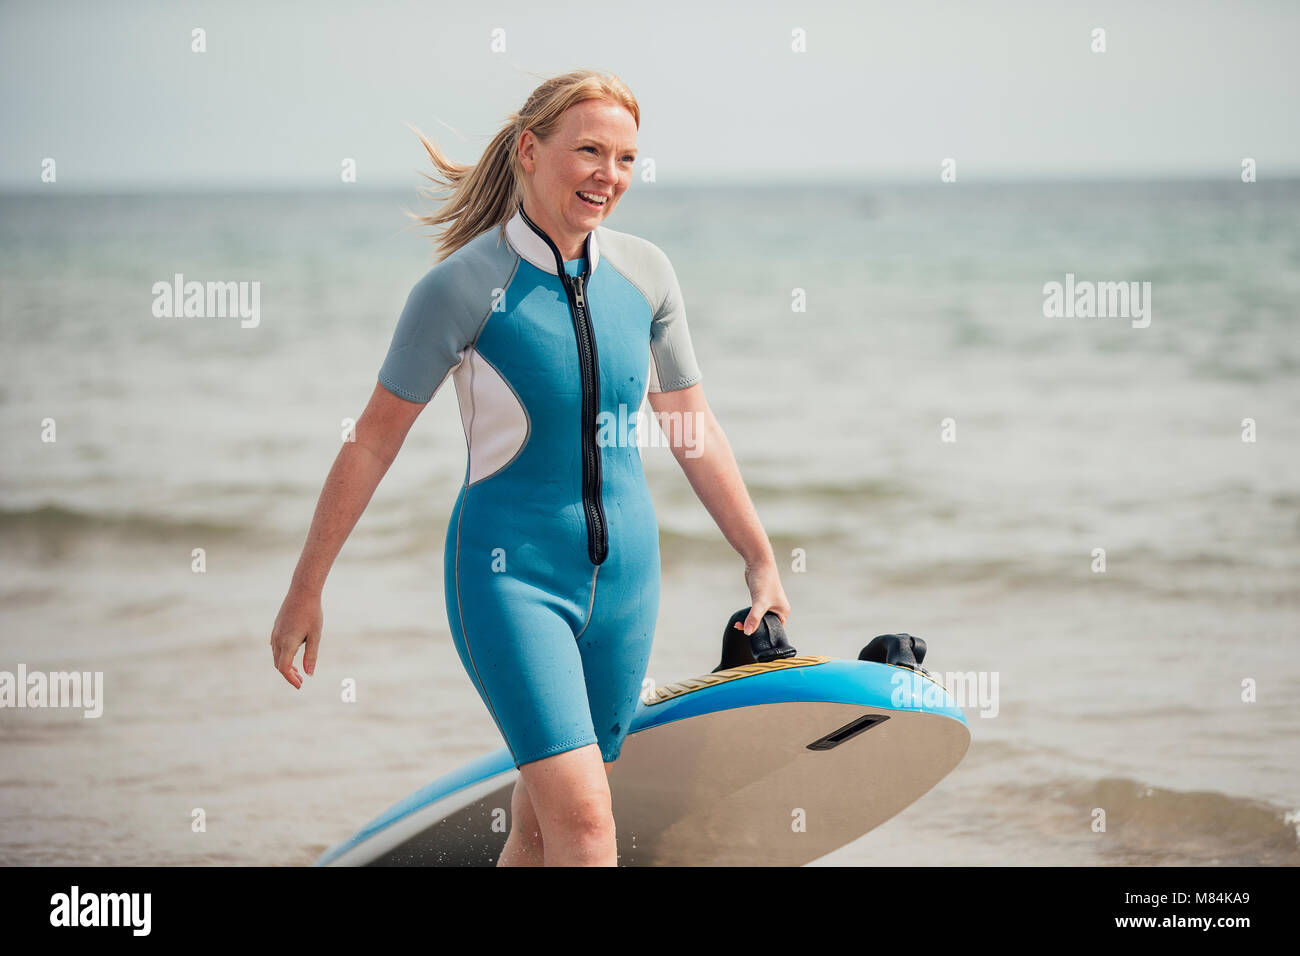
[646,245,703,393]
[377,264,484,404]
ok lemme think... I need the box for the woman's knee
[557,793,614,840]
[518,746,614,838]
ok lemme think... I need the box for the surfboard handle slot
[806,713,890,751]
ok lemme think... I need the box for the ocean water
[1,181,1297,865]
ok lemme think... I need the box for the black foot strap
[713,607,798,673]
[859,633,930,676]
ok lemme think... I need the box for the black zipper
[517,203,608,565]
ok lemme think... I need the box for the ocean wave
[743,477,911,502]
[998,775,1300,865]
[0,503,252,541]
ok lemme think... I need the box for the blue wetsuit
[377,202,702,768]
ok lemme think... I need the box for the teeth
[578,191,608,205]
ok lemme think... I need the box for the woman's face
[518,98,638,259]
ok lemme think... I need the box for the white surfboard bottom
[324,699,969,867]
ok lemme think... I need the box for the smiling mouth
[576,191,609,209]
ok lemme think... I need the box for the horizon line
[2,171,1298,197]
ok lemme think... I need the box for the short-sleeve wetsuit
[377,202,702,768]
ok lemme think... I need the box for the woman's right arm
[270,382,427,688]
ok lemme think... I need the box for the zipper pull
[573,275,586,310]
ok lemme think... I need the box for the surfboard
[315,651,970,867]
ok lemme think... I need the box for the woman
[270,70,790,866]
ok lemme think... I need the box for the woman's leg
[499,759,617,866]
[497,774,544,866]
[500,541,655,867]
[497,745,616,866]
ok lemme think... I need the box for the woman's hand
[267,382,425,690]
[739,560,791,635]
[270,582,324,688]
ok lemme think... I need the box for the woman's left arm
[646,382,790,635]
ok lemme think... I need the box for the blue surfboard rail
[636,658,968,730]
[314,658,967,865]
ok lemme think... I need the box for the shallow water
[2,182,1297,865]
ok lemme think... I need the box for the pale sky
[2,0,1297,190]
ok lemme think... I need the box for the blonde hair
[406,70,641,263]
